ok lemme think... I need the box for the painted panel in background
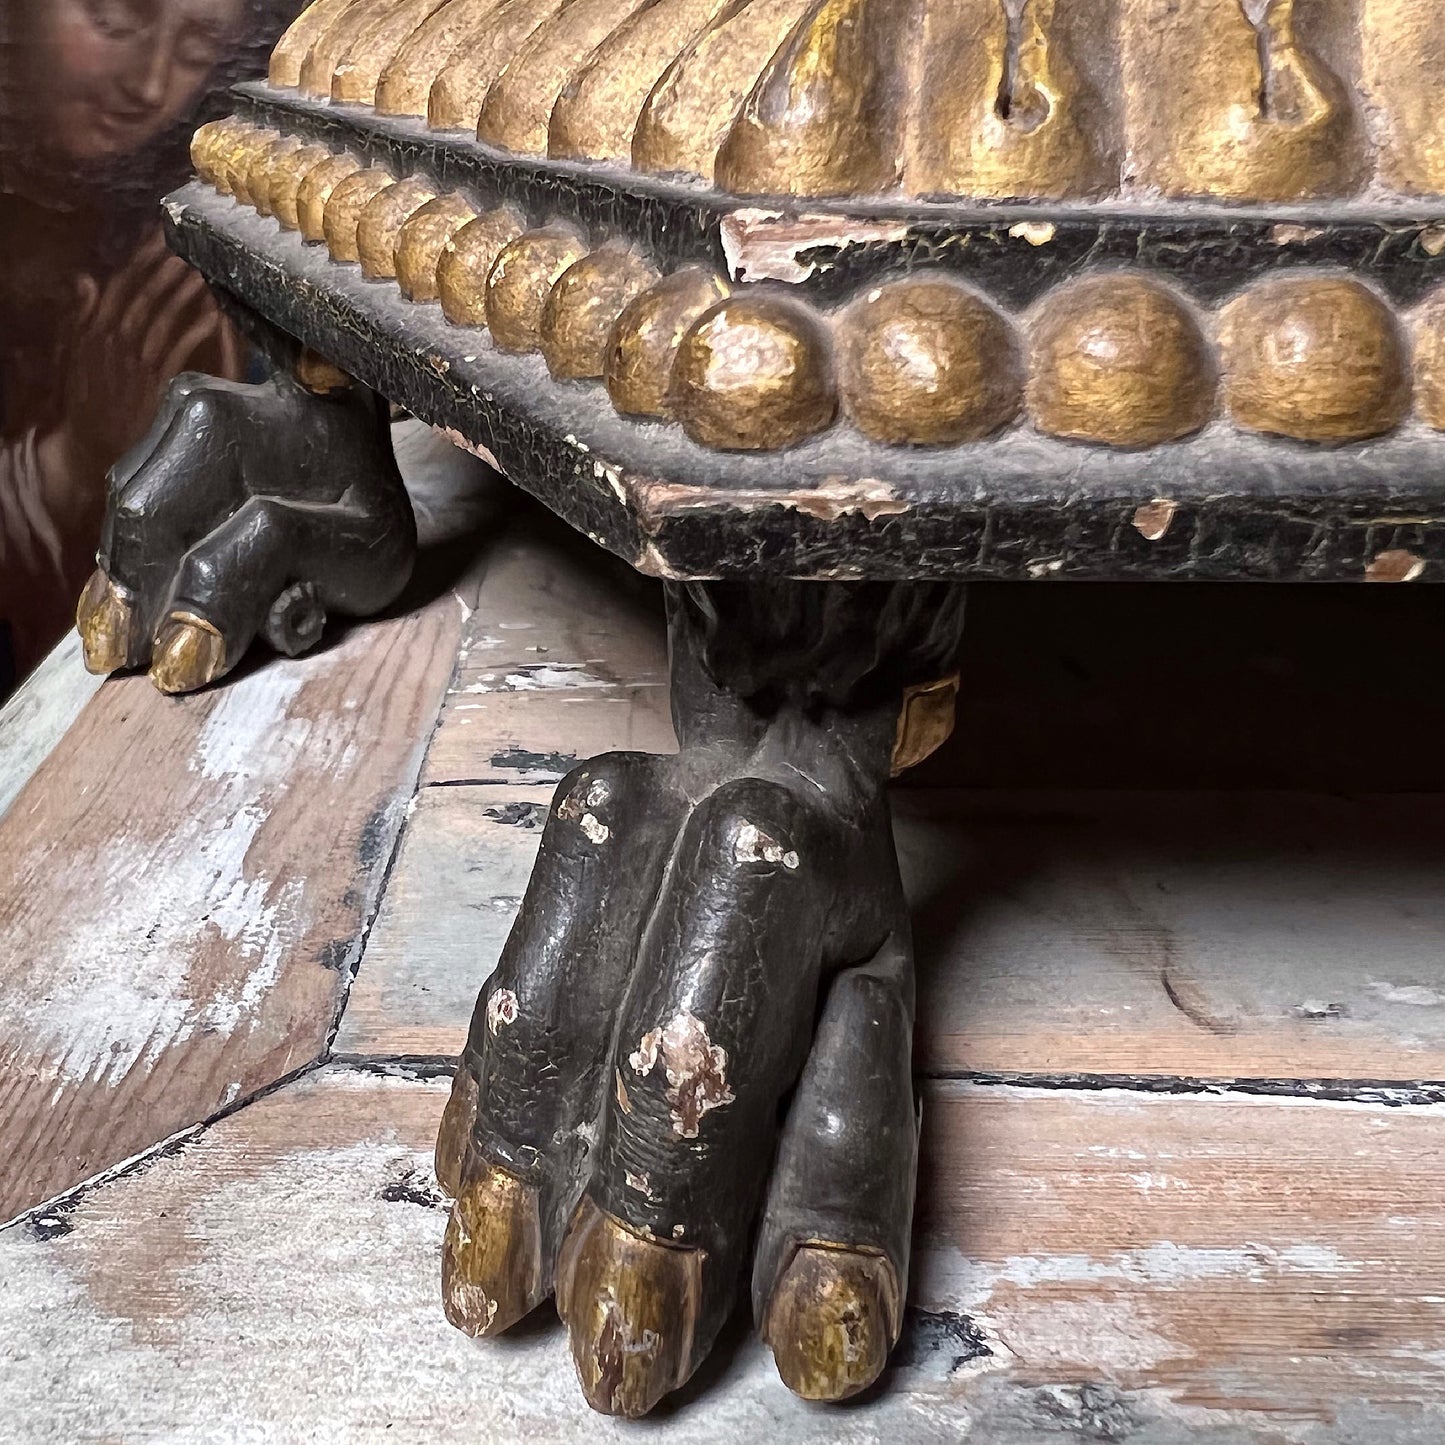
[0,0,303,697]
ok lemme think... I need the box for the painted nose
[116,28,176,111]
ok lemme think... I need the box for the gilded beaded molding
[195,117,1445,457]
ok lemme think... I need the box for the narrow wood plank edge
[0,633,104,825]
[0,1058,327,1236]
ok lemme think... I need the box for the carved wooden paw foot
[435,746,918,1416]
[76,356,415,694]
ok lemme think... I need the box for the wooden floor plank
[0,592,466,1223]
[336,507,1445,1091]
[903,790,1445,1082]
[335,784,551,1058]
[421,516,672,788]
[337,508,677,1059]
[0,633,104,825]
[339,779,1445,1085]
[916,1082,1445,1422]
[4,1065,1443,1442]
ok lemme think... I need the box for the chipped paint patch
[629,1029,660,1077]
[1026,558,1065,578]
[591,458,627,504]
[720,208,910,284]
[733,821,799,870]
[1424,224,1445,258]
[439,426,500,474]
[633,538,685,580]
[557,777,612,844]
[1270,223,1326,246]
[463,665,611,694]
[486,989,519,1036]
[1009,221,1056,246]
[625,1170,652,1198]
[1124,1173,1186,1194]
[1132,499,1178,542]
[637,475,908,525]
[614,1069,632,1115]
[629,1012,736,1139]
[1366,548,1426,583]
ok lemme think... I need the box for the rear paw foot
[77,360,414,693]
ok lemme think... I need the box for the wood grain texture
[348,518,1445,1090]
[0,633,104,826]
[421,514,672,787]
[0,593,466,1224]
[916,1082,1445,1424]
[341,507,675,1056]
[903,790,1445,1083]
[6,1065,1445,1441]
[335,783,552,1057]
[339,780,1445,1088]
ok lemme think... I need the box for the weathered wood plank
[422,515,672,788]
[0,591,466,1223]
[336,509,677,1058]
[916,1081,1445,1422]
[5,1065,1443,1441]
[0,633,104,825]
[355,510,1445,1089]
[902,790,1445,1082]
[335,784,552,1058]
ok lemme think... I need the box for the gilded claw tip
[76,569,138,675]
[149,613,226,694]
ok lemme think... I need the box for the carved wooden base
[434,579,967,1414]
[76,321,416,695]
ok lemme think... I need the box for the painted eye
[82,0,145,40]
[175,33,220,68]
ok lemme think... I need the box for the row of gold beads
[194,117,1445,455]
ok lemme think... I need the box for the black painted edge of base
[166,185,1445,585]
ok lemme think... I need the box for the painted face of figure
[14,0,246,165]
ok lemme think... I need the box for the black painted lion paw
[434,749,917,1416]
[76,364,414,694]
